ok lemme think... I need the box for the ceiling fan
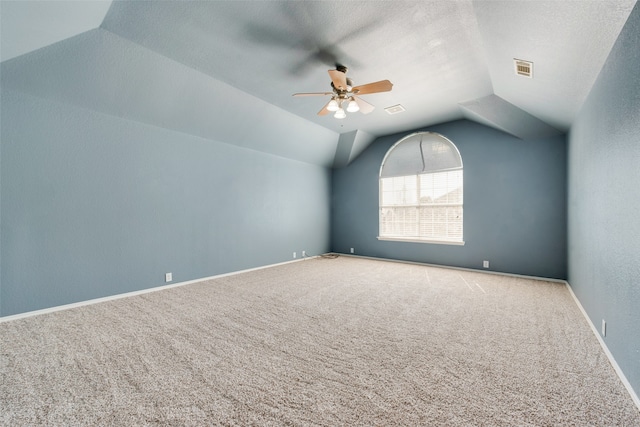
[293,65,393,119]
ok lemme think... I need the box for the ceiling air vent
[514,59,533,78]
[384,104,406,115]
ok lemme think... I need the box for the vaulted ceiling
[1,1,636,167]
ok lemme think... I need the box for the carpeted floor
[1,256,639,426]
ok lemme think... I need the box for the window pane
[380,132,462,177]
[381,176,418,206]
[419,170,462,205]
[379,133,463,243]
[380,206,420,237]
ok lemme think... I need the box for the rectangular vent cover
[514,59,533,78]
[384,104,406,115]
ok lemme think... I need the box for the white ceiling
[0,0,112,62]
[474,0,637,132]
[1,0,637,166]
[99,1,495,138]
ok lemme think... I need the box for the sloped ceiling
[474,0,638,132]
[99,1,494,138]
[0,28,338,166]
[0,1,112,62]
[1,1,637,167]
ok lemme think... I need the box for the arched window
[378,132,464,245]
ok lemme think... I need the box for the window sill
[377,236,465,246]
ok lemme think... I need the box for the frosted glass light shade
[347,99,360,112]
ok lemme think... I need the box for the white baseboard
[564,282,640,411]
[4,253,638,413]
[0,255,318,323]
[341,253,640,411]
[338,253,568,284]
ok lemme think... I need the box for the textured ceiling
[0,0,112,62]
[100,1,493,137]
[475,0,638,132]
[1,0,637,167]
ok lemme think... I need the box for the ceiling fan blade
[353,96,375,114]
[293,92,334,97]
[352,80,393,95]
[328,69,348,91]
[317,100,333,116]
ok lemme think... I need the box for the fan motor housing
[331,78,354,94]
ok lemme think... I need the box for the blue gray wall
[568,2,640,396]
[331,119,567,280]
[1,89,330,316]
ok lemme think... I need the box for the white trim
[5,252,637,413]
[377,236,465,246]
[339,253,640,410]
[564,282,640,411]
[337,253,566,283]
[0,256,319,323]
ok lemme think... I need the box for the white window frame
[378,132,464,245]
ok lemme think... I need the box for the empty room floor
[2,256,639,426]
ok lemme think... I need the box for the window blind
[380,132,462,178]
[379,132,464,244]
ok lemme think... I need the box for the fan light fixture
[292,66,394,120]
[346,98,360,113]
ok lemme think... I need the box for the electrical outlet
[483,260,489,268]
[293,252,296,259]
[350,248,354,254]
[302,250,306,257]
[602,319,606,337]
[165,272,173,282]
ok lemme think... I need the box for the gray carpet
[1,256,639,426]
